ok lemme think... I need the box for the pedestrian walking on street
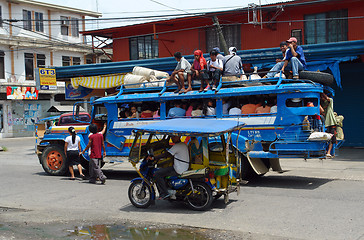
[64,127,85,180]
[80,124,107,184]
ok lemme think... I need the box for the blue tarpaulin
[133,119,245,136]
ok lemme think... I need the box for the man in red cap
[265,37,306,79]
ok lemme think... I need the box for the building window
[0,51,4,79]
[72,57,81,65]
[71,18,79,37]
[304,9,348,44]
[205,25,241,53]
[291,29,302,45]
[35,12,44,32]
[37,54,45,68]
[23,10,32,31]
[62,56,70,66]
[129,35,158,60]
[24,53,34,80]
[60,16,69,36]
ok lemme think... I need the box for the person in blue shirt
[167,101,186,118]
[265,37,306,79]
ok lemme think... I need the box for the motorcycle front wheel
[185,182,213,211]
[128,179,153,208]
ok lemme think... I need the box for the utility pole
[212,16,229,55]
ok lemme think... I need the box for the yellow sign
[39,68,56,86]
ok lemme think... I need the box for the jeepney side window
[117,101,160,120]
[286,98,318,107]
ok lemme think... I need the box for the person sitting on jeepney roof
[147,135,190,200]
[222,47,245,81]
[265,37,306,79]
[213,47,224,61]
[167,52,192,94]
[189,50,208,92]
[276,41,288,63]
[207,49,223,91]
[167,101,186,118]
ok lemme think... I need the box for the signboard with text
[35,68,57,90]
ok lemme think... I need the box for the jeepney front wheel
[41,145,68,176]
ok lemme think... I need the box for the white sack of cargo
[123,74,147,88]
[133,66,169,80]
[133,66,155,79]
[308,132,333,141]
[142,80,160,88]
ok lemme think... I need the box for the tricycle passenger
[147,136,190,199]
[206,49,223,91]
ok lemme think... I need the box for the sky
[41,0,292,30]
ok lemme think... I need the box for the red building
[83,0,364,62]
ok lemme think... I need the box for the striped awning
[71,74,126,89]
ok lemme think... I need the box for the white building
[0,0,102,138]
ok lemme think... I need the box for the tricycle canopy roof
[132,119,245,136]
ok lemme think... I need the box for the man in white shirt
[147,135,190,199]
[207,49,223,90]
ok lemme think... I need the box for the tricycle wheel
[41,145,68,176]
[128,179,153,208]
[186,182,213,211]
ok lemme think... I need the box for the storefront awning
[71,74,126,89]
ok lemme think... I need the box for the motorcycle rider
[147,135,190,200]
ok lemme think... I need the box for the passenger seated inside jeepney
[203,99,216,116]
[241,96,261,115]
[255,99,271,114]
[167,100,186,118]
[191,102,203,117]
[228,103,241,115]
[146,135,190,200]
[128,105,139,119]
[140,103,154,119]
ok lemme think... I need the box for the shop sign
[35,68,57,90]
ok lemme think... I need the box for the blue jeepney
[37,74,338,179]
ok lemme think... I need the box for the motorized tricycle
[128,119,246,211]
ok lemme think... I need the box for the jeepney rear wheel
[241,154,270,181]
[41,145,68,176]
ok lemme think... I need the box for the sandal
[80,174,86,180]
[70,177,76,180]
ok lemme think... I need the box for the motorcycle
[128,150,214,211]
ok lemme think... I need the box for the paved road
[1,137,364,240]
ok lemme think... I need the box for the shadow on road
[244,175,332,190]
[119,198,237,214]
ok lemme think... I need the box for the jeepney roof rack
[115,71,318,97]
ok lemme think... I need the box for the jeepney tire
[128,179,153,209]
[186,182,213,211]
[299,71,335,86]
[41,145,68,176]
[240,154,270,181]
